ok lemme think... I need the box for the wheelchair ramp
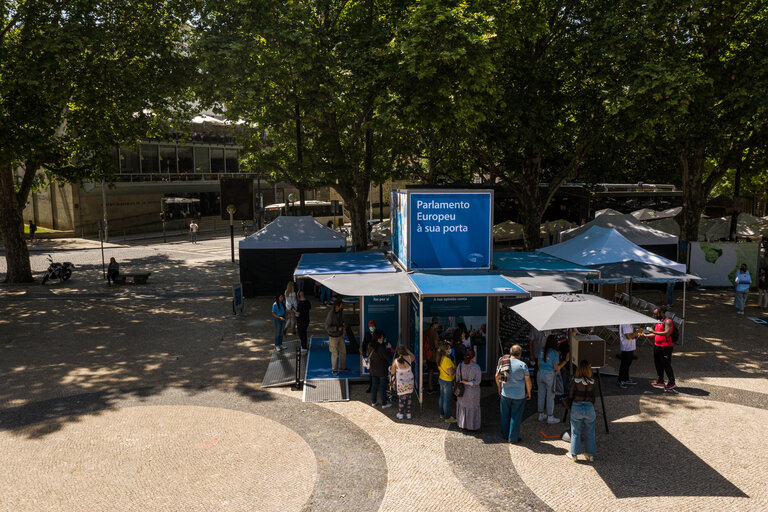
[302,379,349,403]
[261,340,306,388]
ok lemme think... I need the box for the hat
[463,348,476,364]
[368,320,376,326]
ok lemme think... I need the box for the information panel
[362,295,400,347]
[409,191,493,270]
[391,190,408,267]
[422,296,488,372]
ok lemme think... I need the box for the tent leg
[419,299,424,408]
[682,281,686,345]
[595,369,609,434]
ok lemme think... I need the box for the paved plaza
[1,236,767,511]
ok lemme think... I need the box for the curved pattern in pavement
[0,387,387,512]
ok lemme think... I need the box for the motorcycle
[41,254,75,284]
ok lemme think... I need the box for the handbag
[554,371,565,396]
[453,364,465,397]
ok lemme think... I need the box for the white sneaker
[406,414,412,419]
[381,403,392,409]
[547,415,560,424]
[537,412,547,422]
[396,413,404,420]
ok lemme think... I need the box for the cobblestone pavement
[2,238,767,511]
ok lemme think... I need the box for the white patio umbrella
[510,294,657,331]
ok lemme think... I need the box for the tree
[614,0,768,242]
[0,1,194,282]
[387,0,496,186]
[471,1,624,250]
[195,0,410,249]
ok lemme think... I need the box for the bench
[115,272,151,285]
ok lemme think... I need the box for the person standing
[325,300,347,375]
[566,360,597,462]
[456,349,482,431]
[296,291,311,350]
[362,320,384,393]
[284,281,298,335]
[28,220,37,242]
[368,332,392,409]
[640,306,676,390]
[391,346,415,419]
[423,317,440,395]
[271,294,286,352]
[758,268,768,309]
[536,335,566,424]
[734,264,751,314]
[319,285,332,305]
[617,324,639,388]
[107,257,120,285]
[436,342,456,422]
[496,345,531,443]
[189,219,199,243]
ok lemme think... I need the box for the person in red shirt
[640,306,676,390]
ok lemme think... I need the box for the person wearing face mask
[362,319,384,392]
[640,306,676,390]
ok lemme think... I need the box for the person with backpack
[640,306,676,390]
[390,346,415,419]
[495,344,531,443]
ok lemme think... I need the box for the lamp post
[227,204,236,262]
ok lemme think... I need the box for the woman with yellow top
[437,342,456,422]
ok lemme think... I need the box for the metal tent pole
[419,298,424,407]
[682,280,686,345]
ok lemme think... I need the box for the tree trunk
[0,163,34,283]
[679,147,727,243]
[333,173,370,250]
[518,197,545,251]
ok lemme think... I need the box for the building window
[178,146,193,173]
[194,147,210,173]
[120,147,140,173]
[211,148,225,173]
[160,146,177,173]
[140,144,158,173]
[225,149,239,172]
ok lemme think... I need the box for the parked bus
[264,200,346,227]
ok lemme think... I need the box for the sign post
[232,283,244,315]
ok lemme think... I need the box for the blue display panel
[409,294,421,390]
[362,295,400,347]
[409,192,492,270]
[422,296,488,372]
[391,190,408,268]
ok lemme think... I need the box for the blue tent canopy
[494,252,595,273]
[295,251,394,275]
[410,273,528,298]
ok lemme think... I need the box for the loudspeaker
[571,334,606,368]
[220,178,254,221]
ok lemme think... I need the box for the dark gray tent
[239,216,346,297]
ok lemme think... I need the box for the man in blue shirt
[495,345,532,443]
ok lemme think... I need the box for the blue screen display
[408,192,492,270]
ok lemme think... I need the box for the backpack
[496,355,511,384]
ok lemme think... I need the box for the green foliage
[0,0,195,182]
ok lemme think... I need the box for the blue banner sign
[409,191,493,270]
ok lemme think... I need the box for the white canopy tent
[539,226,686,273]
[561,212,678,246]
[510,294,657,331]
[309,272,418,296]
[240,216,346,250]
